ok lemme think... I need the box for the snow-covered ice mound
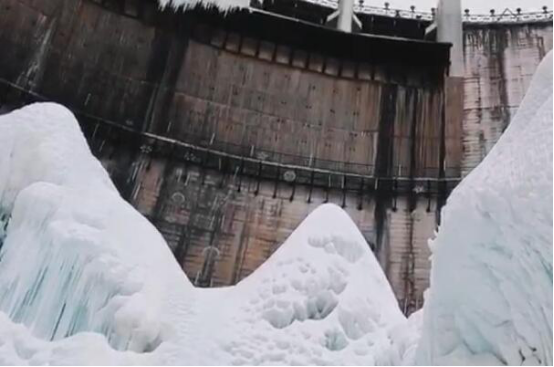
[416,52,553,365]
[179,204,419,365]
[0,103,197,363]
[206,204,412,365]
[0,103,413,364]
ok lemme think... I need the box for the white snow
[159,0,249,11]
[416,51,553,365]
[0,103,196,362]
[0,103,415,364]
[0,50,550,367]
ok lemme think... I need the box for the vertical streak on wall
[157,23,192,134]
[462,24,553,176]
[375,85,398,177]
[403,88,419,312]
[144,18,191,134]
[444,77,464,178]
[16,17,57,93]
[387,198,410,308]
[374,84,397,278]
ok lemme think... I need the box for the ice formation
[417,52,553,365]
[0,51,551,367]
[0,103,417,364]
[0,103,197,363]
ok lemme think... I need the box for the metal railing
[301,0,553,24]
[0,76,464,205]
[1,76,464,184]
[462,8,553,24]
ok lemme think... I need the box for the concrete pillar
[337,0,354,32]
[436,0,464,77]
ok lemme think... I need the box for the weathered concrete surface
[462,22,553,175]
[105,147,438,312]
[0,0,550,314]
[0,0,455,313]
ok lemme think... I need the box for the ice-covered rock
[416,52,553,365]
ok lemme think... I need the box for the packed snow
[0,104,195,363]
[0,52,551,367]
[417,52,553,365]
[0,104,419,364]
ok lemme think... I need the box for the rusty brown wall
[1,0,551,314]
[159,39,446,178]
[88,134,438,313]
[0,0,455,313]
[462,22,553,175]
[0,0,450,178]
[0,0,169,128]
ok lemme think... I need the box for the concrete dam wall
[0,0,551,313]
[462,22,553,174]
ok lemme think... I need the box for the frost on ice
[417,52,553,365]
[0,52,551,364]
[0,104,192,361]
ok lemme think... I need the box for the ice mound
[0,103,413,364]
[213,204,413,365]
[0,103,195,362]
[416,52,553,365]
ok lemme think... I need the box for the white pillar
[436,0,464,77]
[337,0,355,32]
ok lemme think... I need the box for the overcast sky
[363,0,548,13]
